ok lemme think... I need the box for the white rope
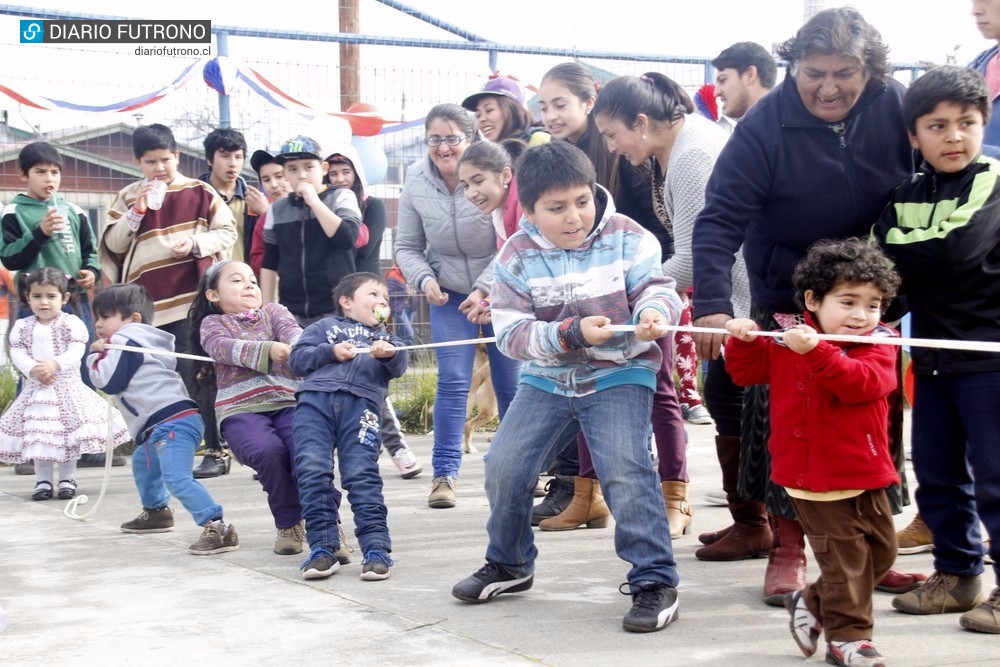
[351,336,497,354]
[105,343,214,363]
[106,325,1000,357]
[64,396,117,521]
[605,324,1000,354]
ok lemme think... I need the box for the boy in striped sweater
[452,141,683,633]
[101,124,237,472]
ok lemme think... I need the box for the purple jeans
[578,336,688,482]
[221,407,342,529]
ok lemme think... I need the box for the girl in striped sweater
[189,260,345,558]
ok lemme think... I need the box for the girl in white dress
[0,268,129,500]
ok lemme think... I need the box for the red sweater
[724,314,900,493]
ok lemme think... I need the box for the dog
[463,344,498,453]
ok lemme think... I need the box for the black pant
[703,355,743,438]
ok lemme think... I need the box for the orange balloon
[346,102,384,137]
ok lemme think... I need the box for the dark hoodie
[289,315,407,406]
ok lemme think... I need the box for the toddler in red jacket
[724,238,901,667]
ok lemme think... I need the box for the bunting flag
[237,65,410,129]
[1,58,588,135]
[0,59,204,113]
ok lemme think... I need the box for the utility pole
[340,0,361,111]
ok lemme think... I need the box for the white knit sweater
[661,113,751,318]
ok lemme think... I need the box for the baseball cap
[249,149,277,174]
[461,77,525,111]
[275,135,322,164]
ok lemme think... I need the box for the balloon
[203,57,239,96]
[351,136,388,186]
[346,102,384,137]
[311,116,353,156]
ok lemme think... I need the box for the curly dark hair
[776,6,890,83]
[792,237,900,312]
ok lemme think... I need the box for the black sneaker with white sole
[452,562,534,602]
[620,582,679,633]
[301,546,340,580]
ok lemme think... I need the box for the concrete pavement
[0,421,994,666]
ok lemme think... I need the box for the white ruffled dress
[0,313,129,463]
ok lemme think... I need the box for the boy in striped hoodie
[452,141,683,633]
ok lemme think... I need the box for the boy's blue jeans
[912,371,1000,582]
[429,289,520,478]
[132,413,223,526]
[483,384,678,587]
[294,390,390,555]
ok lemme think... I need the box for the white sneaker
[705,489,728,506]
[683,404,714,425]
[391,448,423,479]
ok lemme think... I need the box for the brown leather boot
[538,476,611,531]
[663,480,693,539]
[763,514,807,606]
[696,436,771,559]
[699,524,731,546]
[698,436,741,546]
[696,496,772,561]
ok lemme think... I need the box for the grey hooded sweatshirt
[86,322,198,442]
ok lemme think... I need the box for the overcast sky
[0,1,991,142]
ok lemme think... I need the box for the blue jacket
[692,76,914,316]
[289,315,408,405]
[969,47,1000,158]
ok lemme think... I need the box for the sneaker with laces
[301,545,340,580]
[121,507,175,533]
[704,489,728,506]
[188,520,239,555]
[531,474,575,526]
[825,639,885,667]
[391,448,423,479]
[274,521,306,555]
[428,475,457,508]
[336,524,354,565]
[960,585,1000,634]
[682,404,714,425]
[897,514,933,554]
[361,548,394,581]
[620,582,680,633]
[452,562,534,602]
[785,590,822,657]
[892,570,984,614]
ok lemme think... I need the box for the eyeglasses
[425,134,468,147]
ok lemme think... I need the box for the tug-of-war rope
[63,325,1000,521]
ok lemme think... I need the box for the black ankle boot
[193,451,231,479]
[531,475,575,526]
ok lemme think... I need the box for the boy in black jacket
[259,135,362,325]
[289,272,407,582]
[872,64,1000,633]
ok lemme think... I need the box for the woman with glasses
[394,103,521,510]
